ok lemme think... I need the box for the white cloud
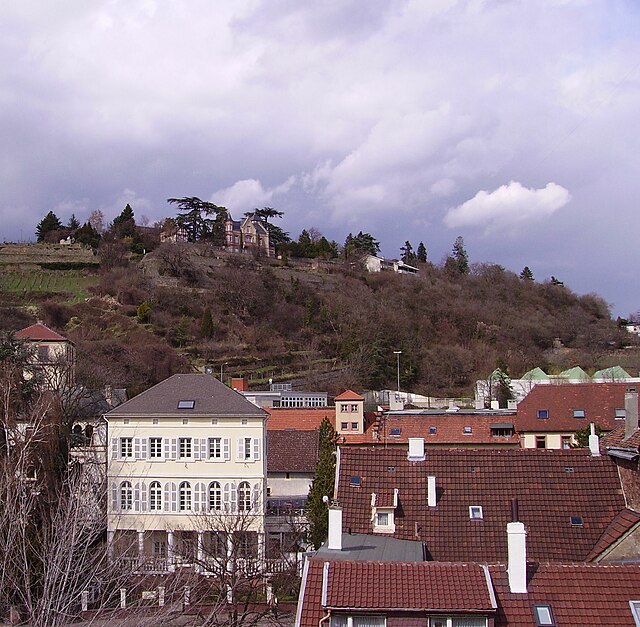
[212,177,295,215]
[444,181,571,233]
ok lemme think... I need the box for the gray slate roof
[106,374,267,419]
[315,533,425,562]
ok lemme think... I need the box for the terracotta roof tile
[490,563,640,626]
[585,508,640,561]
[603,423,640,449]
[516,383,633,432]
[15,323,68,342]
[267,430,319,473]
[336,447,625,563]
[266,408,334,431]
[335,390,365,401]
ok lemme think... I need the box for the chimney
[625,386,639,441]
[490,400,500,410]
[232,377,248,392]
[408,438,425,461]
[507,399,517,410]
[507,514,527,594]
[474,399,484,410]
[327,503,342,550]
[427,476,436,507]
[588,423,601,457]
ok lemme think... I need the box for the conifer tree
[35,211,62,242]
[306,417,338,549]
[67,214,80,230]
[451,235,469,275]
[200,306,215,338]
[416,241,427,263]
[520,266,534,281]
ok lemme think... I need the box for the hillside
[1,242,638,398]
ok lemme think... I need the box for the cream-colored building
[106,373,268,574]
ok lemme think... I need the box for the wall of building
[268,473,313,499]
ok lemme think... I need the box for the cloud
[444,181,571,233]
[211,177,295,215]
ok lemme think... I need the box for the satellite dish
[322,495,329,504]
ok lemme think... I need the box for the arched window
[238,481,251,512]
[209,481,222,511]
[120,481,132,510]
[179,481,192,511]
[149,481,162,511]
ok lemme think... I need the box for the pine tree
[35,211,62,242]
[520,266,534,281]
[400,241,416,264]
[67,214,80,230]
[451,236,469,275]
[416,241,427,263]
[200,307,215,339]
[306,417,338,549]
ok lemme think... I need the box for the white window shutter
[223,438,230,460]
[252,483,260,509]
[170,482,177,512]
[111,482,118,511]
[171,438,178,460]
[163,438,170,459]
[201,438,208,459]
[141,438,148,459]
[230,481,237,512]
[111,438,119,459]
[253,438,260,461]
[194,482,205,512]
[141,482,148,511]
[164,483,171,512]
[134,483,141,511]
[237,438,244,461]
[223,482,230,512]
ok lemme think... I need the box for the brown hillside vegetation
[1,242,638,397]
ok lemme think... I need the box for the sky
[1,0,639,316]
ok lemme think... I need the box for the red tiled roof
[602,423,640,450]
[490,563,640,626]
[335,390,365,401]
[377,412,519,446]
[585,508,640,561]
[337,447,625,563]
[298,559,495,627]
[266,408,334,431]
[15,323,68,342]
[515,383,632,432]
[267,430,319,473]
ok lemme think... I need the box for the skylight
[533,604,555,626]
[469,505,483,519]
[630,601,640,626]
[463,426,472,434]
[429,426,437,434]
[350,476,361,487]
[390,427,401,436]
[570,515,584,527]
[536,409,549,419]
[177,400,195,409]
[573,409,585,418]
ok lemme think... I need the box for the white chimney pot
[507,521,527,594]
[327,505,342,550]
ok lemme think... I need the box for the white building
[106,373,268,574]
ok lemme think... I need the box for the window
[469,505,483,519]
[237,437,259,461]
[561,435,572,449]
[463,426,472,434]
[209,482,222,511]
[536,409,549,419]
[120,437,133,458]
[351,422,358,430]
[533,604,555,626]
[390,428,401,436]
[243,438,251,460]
[179,437,192,458]
[153,540,166,558]
[341,422,348,430]
[120,481,133,510]
[149,437,162,459]
[331,616,386,627]
[182,418,189,425]
[177,400,195,409]
[429,426,437,434]
[630,601,640,626]
[149,481,162,511]
[573,409,585,418]
[341,404,349,412]
[351,404,358,412]
[536,435,546,449]
[238,481,252,512]
[616,408,626,420]
[209,437,222,459]
[570,515,583,527]
[350,476,361,487]
[38,345,50,362]
[179,481,192,511]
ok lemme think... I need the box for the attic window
[630,601,640,626]
[536,409,549,419]
[177,400,195,409]
[350,476,362,487]
[469,505,483,520]
[570,515,583,527]
[573,409,585,418]
[390,427,401,436]
[616,408,626,420]
[463,426,472,434]
[533,604,555,626]
[429,426,437,434]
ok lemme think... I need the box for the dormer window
[537,409,549,419]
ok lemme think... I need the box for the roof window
[616,408,626,420]
[533,604,555,626]
[429,426,437,434]
[536,409,549,419]
[573,409,585,418]
[469,505,483,520]
[463,426,472,434]
[177,400,195,409]
[630,601,640,626]
[570,515,583,527]
[390,427,401,436]
[350,476,362,487]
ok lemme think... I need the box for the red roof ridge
[335,389,365,401]
[15,322,68,342]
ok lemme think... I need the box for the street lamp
[393,351,402,393]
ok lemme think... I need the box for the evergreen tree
[416,241,427,263]
[200,306,215,339]
[494,359,514,408]
[520,266,534,281]
[74,221,101,249]
[67,214,80,230]
[251,207,289,252]
[306,417,338,549]
[400,241,416,264]
[112,203,136,238]
[35,211,63,242]
[168,197,227,244]
[343,231,380,258]
[451,236,469,275]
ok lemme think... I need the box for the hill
[1,242,638,398]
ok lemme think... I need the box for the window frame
[179,481,192,511]
[179,437,193,459]
[149,437,163,459]
[469,505,483,520]
[120,437,133,458]
[120,481,133,510]
[149,481,162,511]
[533,604,555,626]
[536,409,550,419]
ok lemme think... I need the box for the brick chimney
[231,377,248,392]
